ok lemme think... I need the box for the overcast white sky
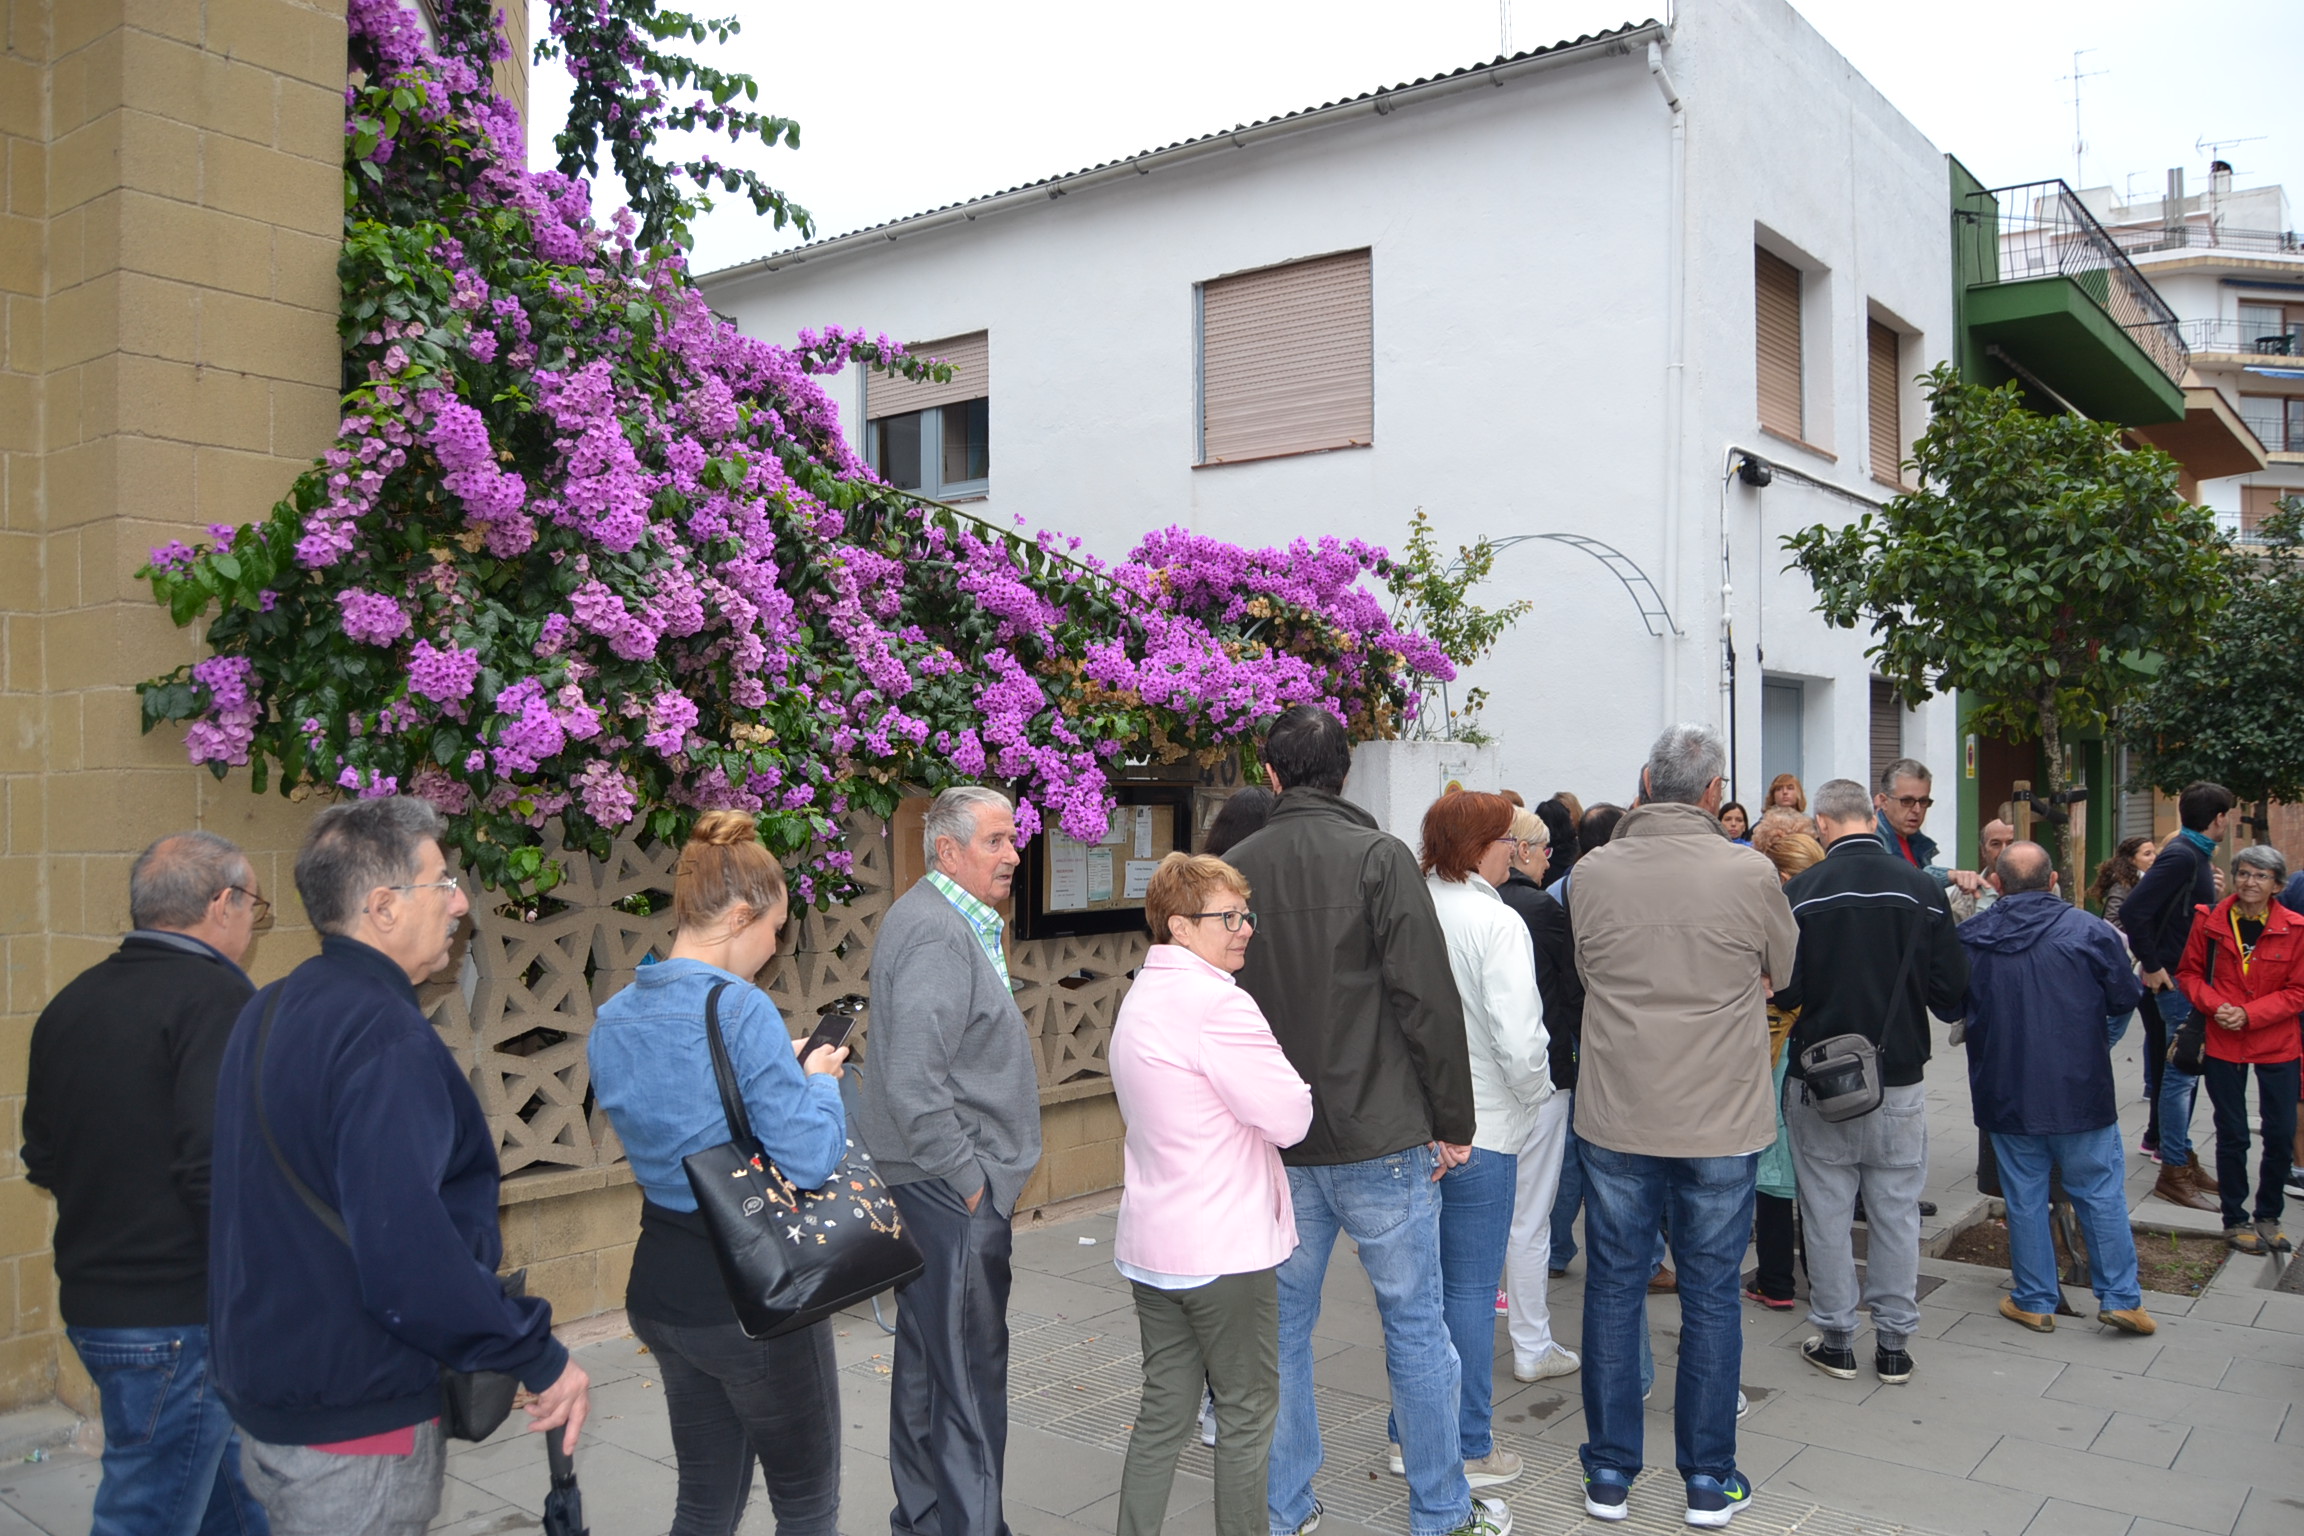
[523,0,2303,282]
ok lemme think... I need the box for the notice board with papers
[1016,785,1193,940]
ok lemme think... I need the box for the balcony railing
[2179,318,2304,358]
[2105,221,2304,259]
[1962,179,2189,388]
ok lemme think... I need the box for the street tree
[1783,365,2228,892]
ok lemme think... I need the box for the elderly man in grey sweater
[859,785,1044,1536]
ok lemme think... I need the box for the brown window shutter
[1867,319,1902,483]
[2243,484,2291,541]
[1755,248,1803,438]
[867,331,989,419]
[1868,678,1902,793]
[1200,250,1374,464]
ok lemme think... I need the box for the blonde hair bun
[689,809,763,848]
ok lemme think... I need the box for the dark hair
[130,830,251,929]
[1420,790,1514,882]
[295,796,445,936]
[1203,787,1277,857]
[1578,802,1626,850]
[1996,841,2055,893]
[1534,799,1578,879]
[2089,835,2155,903]
[1718,802,1750,836]
[2178,781,2235,832]
[1262,705,1350,794]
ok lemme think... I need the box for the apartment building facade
[700,0,1965,823]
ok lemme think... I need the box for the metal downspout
[1649,41,1687,732]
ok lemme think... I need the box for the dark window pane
[941,398,988,486]
[2289,398,2304,454]
[875,411,923,489]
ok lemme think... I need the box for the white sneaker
[1511,1345,1581,1382]
[1736,1390,1749,1420]
[1447,1496,1513,1536]
[1197,1385,1217,1447]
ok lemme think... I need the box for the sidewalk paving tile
[2233,1486,2304,1536]
[1731,1388,2000,1474]
[2021,1497,2139,1536]
[0,1456,100,1536]
[2170,1424,2304,1498]
[2086,1410,2190,1468]
[1970,1437,2247,1533]
[1764,1444,2045,1534]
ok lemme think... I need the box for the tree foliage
[1379,510,1532,743]
[2125,498,2304,805]
[1783,365,2227,880]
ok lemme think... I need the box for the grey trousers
[1785,1078,1928,1350]
[1118,1269,1280,1536]
[888,1179,1017,1536]
[240,1421,444,1536]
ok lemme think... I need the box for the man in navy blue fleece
[211,797,587,1533]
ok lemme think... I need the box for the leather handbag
[251,991,528,1442]
[684,981,924,1339]
[2166,949,2212,1075]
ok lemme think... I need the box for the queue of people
[28,721,2295,1536]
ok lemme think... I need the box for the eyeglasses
[225,887,273,925]
[1188,909,1258,933]
[386,876,463,898]
[1885,795,1935,811]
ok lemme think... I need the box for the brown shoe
[1999,1296,2055,1333]
[2100,1306,2157,1335]
[1648,1265,1678,1293]
[2153,1163,2218,1212]
[2186,1160,2222,1196]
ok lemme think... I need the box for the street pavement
[2,1019,2300,1535]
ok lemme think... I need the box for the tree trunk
[2036,685,2080,902]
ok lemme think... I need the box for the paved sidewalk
[2,1024,2299,1535]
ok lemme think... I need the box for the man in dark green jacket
[1228,707,1500,1536]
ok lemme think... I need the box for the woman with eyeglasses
[1392,791,1554,1489]
[1110,852,1311,1536]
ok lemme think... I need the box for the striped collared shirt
[926,869,1010,987]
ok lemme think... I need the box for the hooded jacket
[1777,836,1971,1088]
[2118,828,2218,976]
[1959,890,2143,1136]
[2176,895,2304,1065]
[1570,800,1800,1159]
[1228,788,1475,1164]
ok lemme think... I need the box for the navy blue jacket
[2118,830,2217,976]
[1960,891,2142,1136]
[210,937,566,1445]
[1874,822,1943,880]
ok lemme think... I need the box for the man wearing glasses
[25,831,274,1535]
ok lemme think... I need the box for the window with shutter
[2243,484,2296,543]
[1867,319,1904,486]
[1198,250,1373,465]
[1868,678,1902,794]
[1755,247,1803,438]
[865,332,990,498]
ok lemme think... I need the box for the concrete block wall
[1017,1090,1126,1212]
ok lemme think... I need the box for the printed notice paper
[1049,836,1089,910]
[1124,860,1160,900]
[1133,805,1155,859]
[1086,847,1115,904]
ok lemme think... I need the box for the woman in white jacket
[1387,790,1554,1490]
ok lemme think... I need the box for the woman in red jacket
[2177,843,2304,1255]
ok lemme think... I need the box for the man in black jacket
[25,831,270,1535]
[1228,707,1503,1536]
[2118,781,2236,1211]
[1776,780,1969,1387]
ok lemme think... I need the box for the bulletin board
[1015,785,1193,940]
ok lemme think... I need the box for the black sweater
[23,935,253,1327]
[1500,871,1583,1091]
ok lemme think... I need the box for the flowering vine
[135,0,1448,900]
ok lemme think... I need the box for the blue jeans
[2155,991,2203,1167]
[1387,1148,1516,1460]
[68,1324,266,1536]
[1992,1126,2142,1314]
[1577,1144,1754,1488]
[1270,1146,1470,1536]
[1550,1129,1585,1266]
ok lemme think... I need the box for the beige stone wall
[0,0,349,1410]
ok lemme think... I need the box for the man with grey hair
[1570,724,1797,1526]
[1776,779,1969,1387]
[25,831,271,1535]
[859,784,1042,1536]
[211,797,587,1534]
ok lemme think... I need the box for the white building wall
[703,0,1961,835]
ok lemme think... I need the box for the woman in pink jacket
[1111,852,1314,1536]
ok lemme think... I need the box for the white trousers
[1502,1089,1575,1368]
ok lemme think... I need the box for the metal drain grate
[849,1315,1954,1536]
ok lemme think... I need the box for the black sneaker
[2285,1168,2304,1201]
[1800,1337,1857,1379]
[1874,1347,1914,1384]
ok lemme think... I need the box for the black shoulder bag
[2167,943,2211,1076]
[682,981,923,1339]
[251,991,528,1442]
[1796,905,1927,1123]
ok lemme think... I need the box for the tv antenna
[2060,49,2106,188]
[2194,134,2266,170]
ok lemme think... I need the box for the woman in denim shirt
[591,810,850,1536]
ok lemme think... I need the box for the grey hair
[2234,843,2289,884]
[1810,778,1875,826]
[1642,723,1727,806]
[1878,757,1932,794]
[923,785,1013,869]
[1996,841,2055,893]
[294,796,447,936]
[129,831,251,930]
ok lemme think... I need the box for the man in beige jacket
[1568,724,1798,1528]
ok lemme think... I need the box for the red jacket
[2176,896,2304,1064]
